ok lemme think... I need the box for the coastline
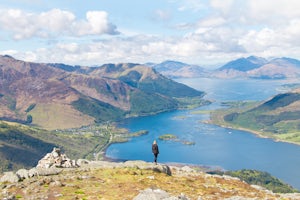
[205,119,300,146]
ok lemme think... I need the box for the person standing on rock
[152,140,159,164]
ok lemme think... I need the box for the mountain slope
[151,60,207,78]
[218,56,267,72]
[0,121,114,172]
[214,56,300,79]
[0,55,205,129]
[219,89,300,144]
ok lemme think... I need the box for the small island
[159,134,178,140]
[159,134,195,145]
[128,130,149,137]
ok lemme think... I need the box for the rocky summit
[1,149,300,199]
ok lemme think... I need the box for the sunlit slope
[218,89,300,144]
[0,55,205,129]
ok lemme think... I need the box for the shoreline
[205,119,300,147]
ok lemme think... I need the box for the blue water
[106,78,300,190]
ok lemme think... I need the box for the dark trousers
[154,153,158,163]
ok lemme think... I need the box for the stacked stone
[36,147,78,168]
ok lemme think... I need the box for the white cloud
[247,0,300,22]
[39,9,75,33]
[0,9,119,40]
[173,0,206,12]
[56,43,79,53]
[152,9,171,21]
[197,16,226,28]
[210,0,234,15]
[74,11,119,36]
[2,0,300,66]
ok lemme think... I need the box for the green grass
[209,169,299,193]
[72,97,125,123]
[129,90,178,116]
[0,121,116,172]
[29,103,95,130]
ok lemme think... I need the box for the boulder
[16,169,29,180]
[28,168,38,178]
[36,167,62,176]
[0,172,20,183]
[181,166,195,173]
[133,188,190,200]
[133,188,170,200]
[123,160,172,176]
[151,164,172,176]
[76,159,90,166]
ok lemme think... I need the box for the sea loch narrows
[106,78,300,190]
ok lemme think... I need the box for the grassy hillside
[0,121,115,172]
[72,97,125,123]
[209,169,298,193]
[137,76,204,98]
[29,103,95,130]
[129,90,179,116]
[0,56,206,130]
[210,91,300,144]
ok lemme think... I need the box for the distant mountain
[214,56,300,79]
[151,60,208,78]
[218,56,267,72]
[270,57,300,67]
[0,55,205,130]
[147,56,300,79]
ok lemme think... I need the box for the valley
[1,55,300,191]
[0,55,206,130]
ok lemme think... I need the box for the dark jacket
[152,143,159,155]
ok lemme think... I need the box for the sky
[0,0,300,67]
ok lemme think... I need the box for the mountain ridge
[214,56,300,79]
[151,60,208,78]
[149,56,300,79]
[0,55,205,130]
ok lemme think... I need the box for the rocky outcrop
[0,172,20,183]
[0,148,76,183]
[77,160,172,176]
[36,147,78,168]
[1,158,300,200]
[1,149,300,200]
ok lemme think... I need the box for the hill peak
[0,55,205,129]
[246,56,268,65]
[218,56,265,72]
[1,148,298,200]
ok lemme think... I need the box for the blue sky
[1,0,300,67]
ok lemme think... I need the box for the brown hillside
[0,55,205,129]
[61,74,133,110]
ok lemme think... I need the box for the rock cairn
[0,147,78,183]
[36,147,78,168]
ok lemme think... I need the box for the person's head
[153,140,157,144]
